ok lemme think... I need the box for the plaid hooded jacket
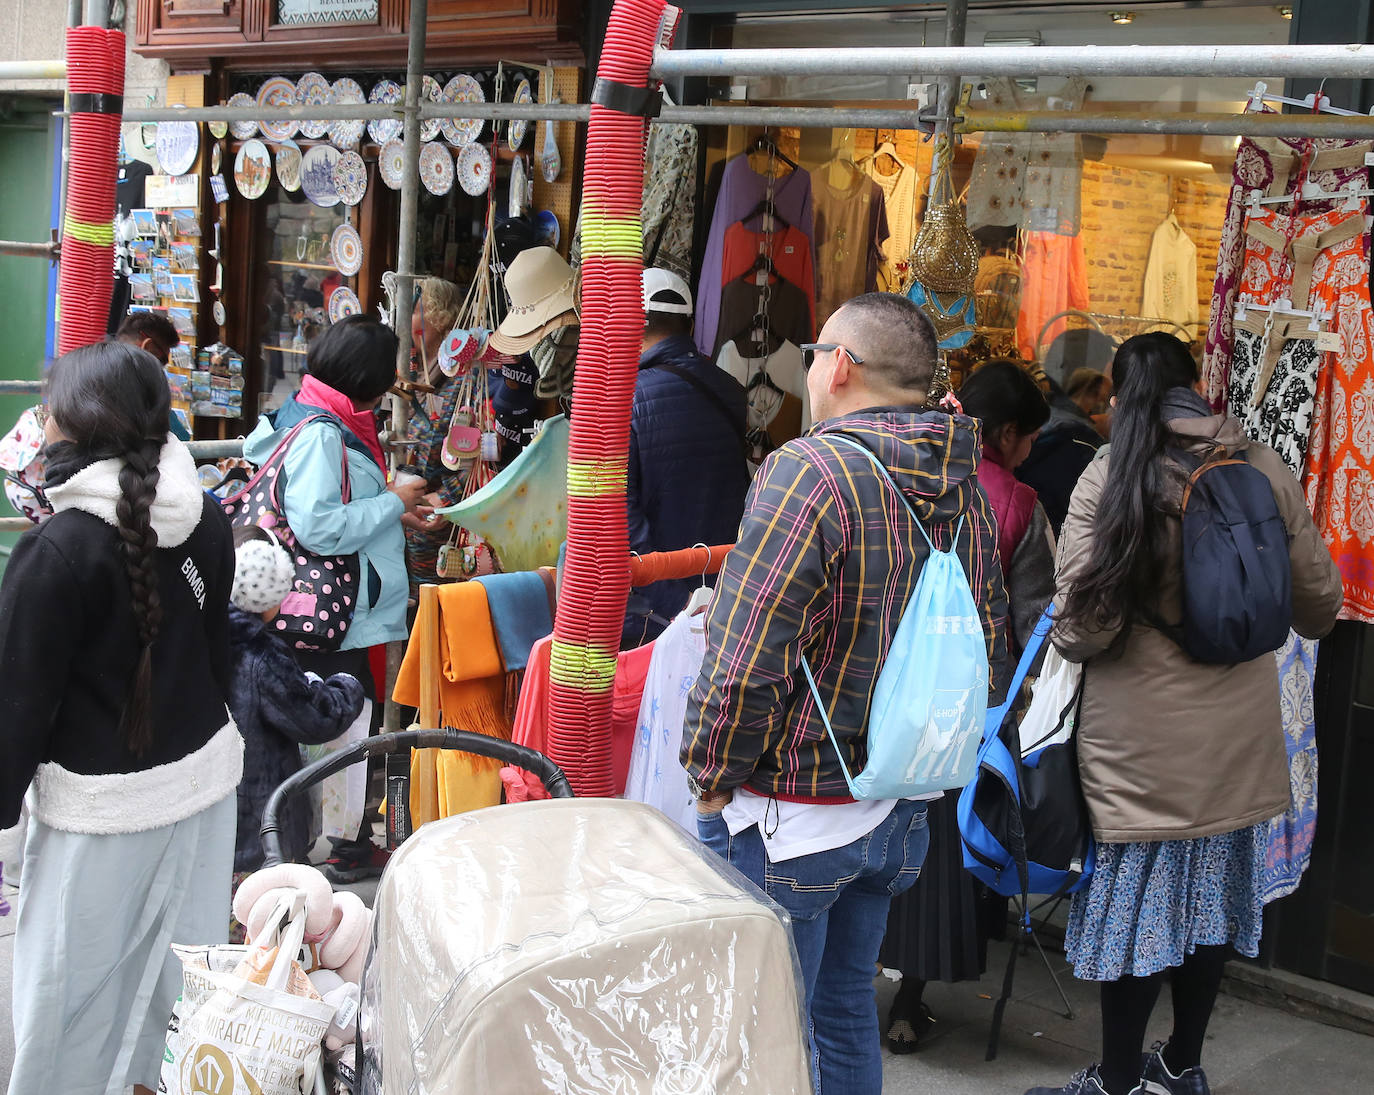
[681,408,1008,803]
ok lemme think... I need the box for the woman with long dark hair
[1025,333,1342,1095]
[0,341,240,1095]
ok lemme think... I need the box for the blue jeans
[698,799,930,1095]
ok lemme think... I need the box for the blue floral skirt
[1065,823,1266,981]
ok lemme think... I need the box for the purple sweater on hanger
[695,155,817,357]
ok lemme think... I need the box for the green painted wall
[0,97,59,570]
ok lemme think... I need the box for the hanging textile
[714,273,814,358]
[967,78,1089,236]
[721,221,817,330]
[695,154,816,357]
[1201,131,1373,407]
[624,610,708,833]
[1016,232,1090,361]
[810,163,889,326]
[1223,204,1374,621]
[1262,632,1319,904]
[863,153,920,292]
[1141,212,1199,333]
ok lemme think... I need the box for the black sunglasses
[800,343,864,371]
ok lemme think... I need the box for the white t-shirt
[722,790,899,863]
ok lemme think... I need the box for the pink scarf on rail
[298,374,388,476]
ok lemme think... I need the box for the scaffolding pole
[0,61,67,81]
[651,43,1374,81]
[114,102,1374,139]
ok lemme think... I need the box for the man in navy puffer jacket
[625,269,750,645]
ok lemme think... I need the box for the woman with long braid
[0,341,240,1095]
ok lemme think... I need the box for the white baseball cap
[642,267,693,315]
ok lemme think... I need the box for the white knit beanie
[232,535,295,614]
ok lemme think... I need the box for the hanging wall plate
[457,141,492,196]
[508,79,533,151]
[227,93,259,141]
[378,138,405,190]
[328,286,362,324]
[212,299,227,326]
[333,149,368,206]
[209,118,228,140]
[420,75,443,142]
[275,138,302,193]
[331,223,363,276]
[156,119,199,176]
[419,141,454,196]
[440,74,484,147]
[368,79,404,145]
[329,78,367,149]
[301,144,342,207]
[296,72,332,140]
[257,77,299,142]
[210,142,222,175]
[233,139,272,200]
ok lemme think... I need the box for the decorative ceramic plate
[295,72,331,140]
[301,144,341,207]
[275,138,302,192]
[535,209,560,248]
[331,223,362,276]
[419,141,454,196]
[328,286,362,324]
[457,140,492,196]
[156,119,199,176]
[440,74,484,146]
[508,78,533,151]
[333,149,367,206]
[227,93,258,140]
[329,78,366,148]
[212,299,227,326]
[210,142,222,175]
[367,79,403,145]
[233,139,272,200]
[420,75,443,142]
[257,76,299,142]
[378,138,405,190]
[209,118,228,140]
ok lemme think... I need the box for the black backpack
[1172,449,1292,664]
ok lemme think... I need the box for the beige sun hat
[490,247,579,355]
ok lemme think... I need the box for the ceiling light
[1276,4,1293,19]
[1109,11,1136,24]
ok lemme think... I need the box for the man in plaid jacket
[682,293,1007,1094]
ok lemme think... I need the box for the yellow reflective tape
[63,215,114,247]
[567,458,628,498]
[579,208,643,259]
[549,639,618,692]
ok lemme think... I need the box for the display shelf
[266,259,347,273]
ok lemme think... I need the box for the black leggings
[1098,945,1229,1095]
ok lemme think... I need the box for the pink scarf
[298,374,388,475]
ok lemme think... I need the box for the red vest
[979,444,1037,568]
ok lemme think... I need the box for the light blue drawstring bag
[800,435,989,800]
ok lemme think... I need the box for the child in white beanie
[227,526,365,937]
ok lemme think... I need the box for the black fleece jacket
[227,606,365,870]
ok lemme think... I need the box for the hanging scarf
[298,374,388,475]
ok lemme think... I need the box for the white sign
[146,174,200,209]
[277,0,378,26]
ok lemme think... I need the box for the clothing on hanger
[721,221,817,330]
[696,154,816,357]
[809,166,889,327]
[862,151,921,292]
[967,78,1090,236]
[1201,130,1373,407]
[1141,211,1199,332]
[624,610,709,833]
[1016,232,1090,360]
[715,274,815,358]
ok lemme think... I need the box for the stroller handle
[260,729,575,866]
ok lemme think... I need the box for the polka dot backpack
[222,415,361,652]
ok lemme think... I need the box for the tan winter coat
[1053,413,1343,843]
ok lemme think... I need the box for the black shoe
[1025,1066,1145,1095]
[885,1001,935,1054]
[322,840,389,884]
[1140,1043,1212,1095]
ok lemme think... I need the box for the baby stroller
[260,728,814,1094]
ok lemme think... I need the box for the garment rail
[629,545,733,586]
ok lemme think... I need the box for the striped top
[682,408,1008,802]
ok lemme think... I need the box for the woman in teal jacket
[244,315,427,878]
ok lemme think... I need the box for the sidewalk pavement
[3,882,1372,1092]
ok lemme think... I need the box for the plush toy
[231,863,335,938]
